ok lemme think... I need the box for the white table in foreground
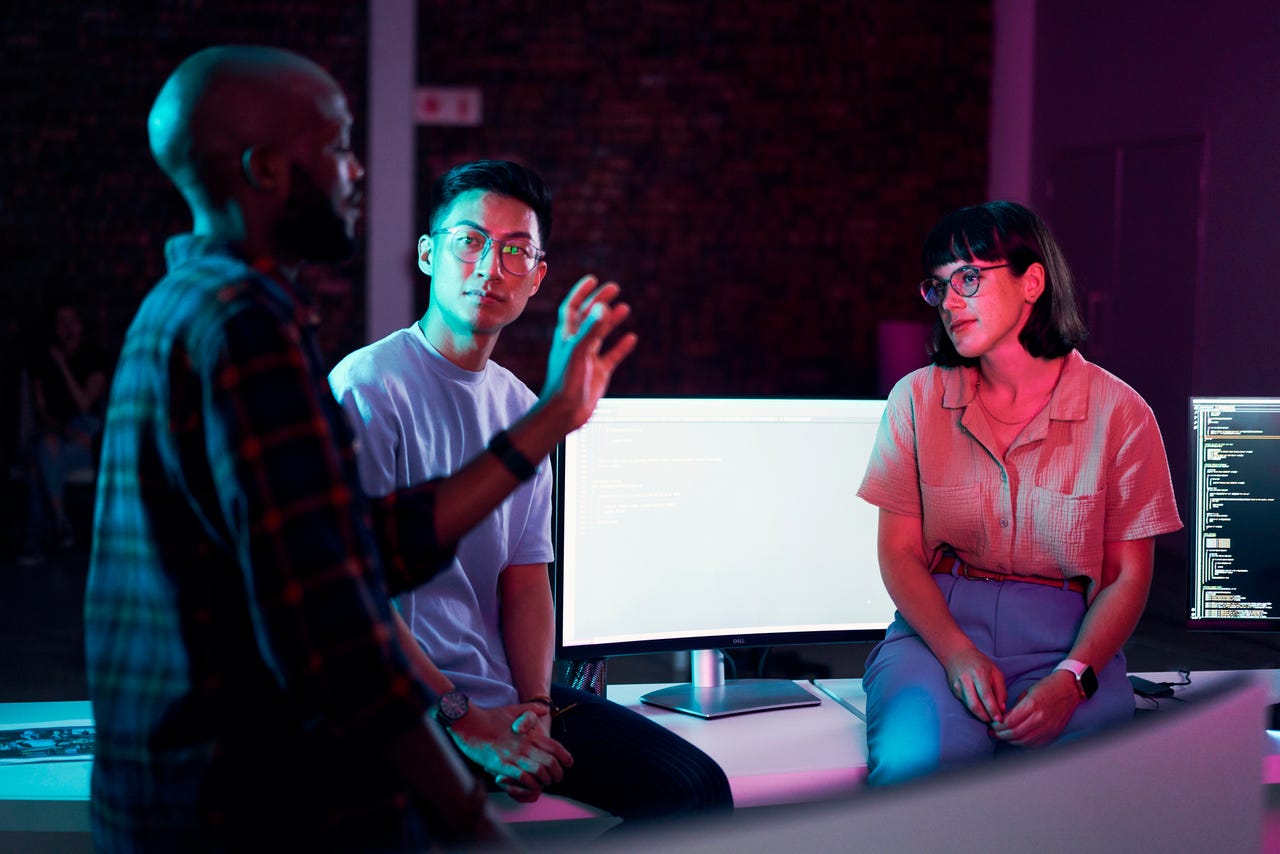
[9,671,1277,834]
[0,701,92,834]
[606,680,867,808]
[1131,670,1280,784]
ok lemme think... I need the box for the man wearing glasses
[329,160,731,825]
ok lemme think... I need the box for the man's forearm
[500,564,556,705]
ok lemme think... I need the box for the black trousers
[543,683,734,823]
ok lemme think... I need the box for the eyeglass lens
[444,227,541,275]
[920,266,985,306]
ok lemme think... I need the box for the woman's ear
[1023,262,1047,304]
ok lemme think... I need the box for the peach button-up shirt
[858,350,1183,604]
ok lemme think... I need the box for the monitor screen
[1187,397,1280,630]
[554,397,894,663]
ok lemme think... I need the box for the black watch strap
[487,430,537,482]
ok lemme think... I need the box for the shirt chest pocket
[920,482,988,556]
[1026,486,1104,574]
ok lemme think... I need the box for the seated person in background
[330,159,732,823]
[20,300,107,563]
[86,47,634,851]
[857,201,1182,786]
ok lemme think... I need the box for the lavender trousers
[862,573,1134,786]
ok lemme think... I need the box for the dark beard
[274,163,355,263]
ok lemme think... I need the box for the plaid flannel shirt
[84,235,454,851]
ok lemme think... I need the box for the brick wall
[1,0,990,460]
[415,1,992,395]
[0,2,369,405]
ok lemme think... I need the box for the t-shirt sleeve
[508,457,555,567]
[328,360,401,499]
[328,356,457,591]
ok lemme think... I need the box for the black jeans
[544,683,734,823]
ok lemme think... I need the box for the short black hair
[426,159,553,247]
[921,200,1087,367]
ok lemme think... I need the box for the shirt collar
[942,364,979,410]
[941,349,1089,423]
[163,234,320,329]
[412,320,488,385]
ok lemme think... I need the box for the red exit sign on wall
[414,86,483,126]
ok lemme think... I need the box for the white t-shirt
[329,323,554,706]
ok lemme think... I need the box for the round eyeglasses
[918,263,1011,307]
[431,225,545,276]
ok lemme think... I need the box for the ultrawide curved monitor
[554,397,894,663]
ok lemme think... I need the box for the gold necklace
[976,385,1046,425]
[974,359,1066,426]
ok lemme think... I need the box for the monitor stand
[639,649,821,719]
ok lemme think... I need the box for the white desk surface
[7,672,1280,832]
[0,688,869,831]
[607,680,867,807]
[0,701,92,833]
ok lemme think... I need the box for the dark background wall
[0,2,371,468]
[1026,0,1280,659]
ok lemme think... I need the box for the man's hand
[990,669,1081,747]
[446,703,574,803]
[943,646,1008,724]
[429,276,636,547]
[538,275,638,433]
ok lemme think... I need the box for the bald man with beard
[84,45,634,851]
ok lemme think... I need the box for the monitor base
[639,678,820,719]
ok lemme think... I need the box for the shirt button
[999,518,1009,528]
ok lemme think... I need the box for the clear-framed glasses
[431,225,545,276]
[919,263,1011,307]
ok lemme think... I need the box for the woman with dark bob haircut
[856,201,1182,785]
[924,201,1087,367]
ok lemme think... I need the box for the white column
[365,0,417,344]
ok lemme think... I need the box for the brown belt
[931,553,1088,595]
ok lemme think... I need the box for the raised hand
[538,275,638,433]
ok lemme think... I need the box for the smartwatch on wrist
[1054,658,1098,700]
[435,688,470,728]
